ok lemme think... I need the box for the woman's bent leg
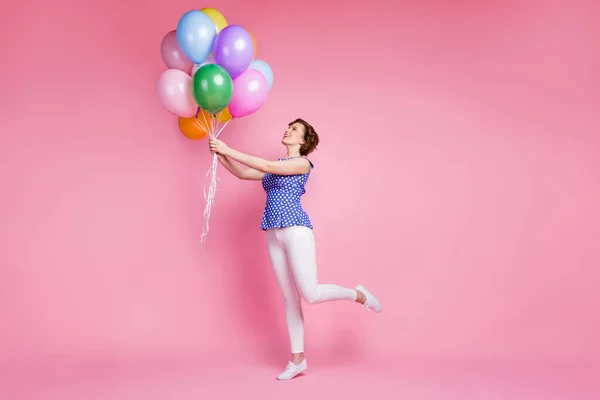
[281,226,357,304]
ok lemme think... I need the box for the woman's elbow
[258,162,273,174]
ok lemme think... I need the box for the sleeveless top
[260,157,313,230]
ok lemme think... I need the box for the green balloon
[192,64,233,114]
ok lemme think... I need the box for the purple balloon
[228,68,269,118]
[213,25,254,79]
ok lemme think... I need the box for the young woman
[209,118,382,380]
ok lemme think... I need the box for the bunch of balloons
[157,8,274,243]
[157,7,274,140]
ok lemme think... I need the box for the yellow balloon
[201,8,228,34]
[215,107,232,123]
[195,107,233,128]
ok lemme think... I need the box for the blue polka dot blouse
[260,157,313,230]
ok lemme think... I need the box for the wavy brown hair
[289,118,319,156]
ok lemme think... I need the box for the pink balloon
[156,69,197,118]
[160,30,194,74]
[228,69,269,118]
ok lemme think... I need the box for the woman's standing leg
[266,229,305,355]
[267,229,310,380]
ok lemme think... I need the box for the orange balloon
[248,30,257,59]
[178,114,209,140]
[179,108,233,140]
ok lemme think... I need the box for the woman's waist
[262,207,311,220]
[264,187,305,195]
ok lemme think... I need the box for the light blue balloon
[249,60,274,90]
[176,10,216,64]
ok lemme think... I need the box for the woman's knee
[299,286,321,304]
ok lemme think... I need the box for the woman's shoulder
[302,157,314,169]
[271,156,313,176]
[277,156,314,167]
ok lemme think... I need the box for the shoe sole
[276,368,307,380]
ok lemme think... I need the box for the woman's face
[282,122,306,146]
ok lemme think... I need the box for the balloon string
[193,115,209,134]
[200,152,219,244]
[200,109,211,133]
[199,112,231,244]
[215,111,223,135]
[214,118,231,138]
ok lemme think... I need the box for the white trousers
[266,226,357,353]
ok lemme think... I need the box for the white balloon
[192,55,216,77]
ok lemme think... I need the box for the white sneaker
[355,284,382,313]
[276,359,307,380]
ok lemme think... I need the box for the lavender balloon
[213,25,254,79]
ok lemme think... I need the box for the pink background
[1,0,599,398]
